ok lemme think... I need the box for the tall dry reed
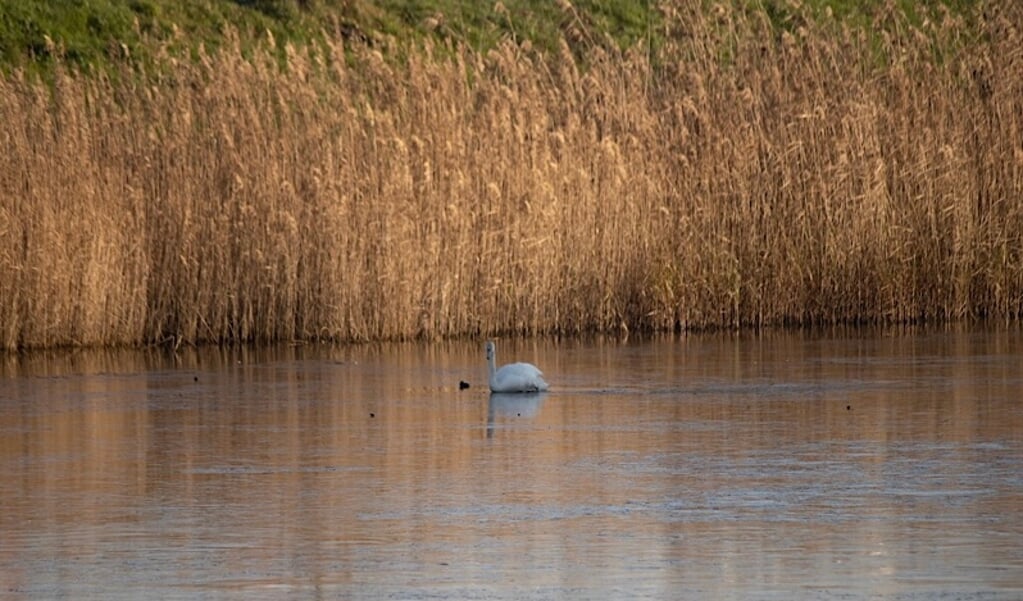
[1,2,1021,349]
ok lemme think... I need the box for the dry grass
[1,3,1021,350]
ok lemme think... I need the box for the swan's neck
[487,350,498,387]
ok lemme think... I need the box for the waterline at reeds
[1,3,1021,350]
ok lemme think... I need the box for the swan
[485,341,549,393]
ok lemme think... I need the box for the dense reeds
[1,3,1021,349]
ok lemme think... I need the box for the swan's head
[485,341,496,362]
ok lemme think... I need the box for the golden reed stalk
[0,4,1021,349]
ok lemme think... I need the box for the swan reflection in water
[486,392,546,438]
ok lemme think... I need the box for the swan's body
[485,341,549,393]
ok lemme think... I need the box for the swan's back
[492,362,549,393]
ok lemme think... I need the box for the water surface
[1,329,1021,600]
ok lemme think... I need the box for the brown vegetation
[0,3,1021,350]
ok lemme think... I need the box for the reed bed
[0,2,1021,349]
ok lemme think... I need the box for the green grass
[0,0,329,74]
[0,0,141,68]
[0,0,980,75]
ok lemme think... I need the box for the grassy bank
[0,0,664,74]
[0,2,1021,349]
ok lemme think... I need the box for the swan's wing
[508,362,543,376]
[494,363,549,392]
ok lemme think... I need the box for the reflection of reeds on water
[1,4,1021,350]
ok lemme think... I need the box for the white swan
[485,341,549,393]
